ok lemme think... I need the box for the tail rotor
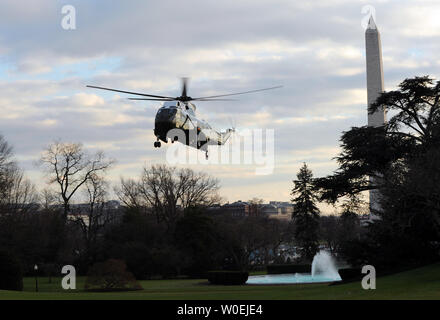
[227,116,237,134]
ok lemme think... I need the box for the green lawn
[1,263,439,300]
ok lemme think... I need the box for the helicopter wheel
[154,141,161,148]
[205,151,208,160]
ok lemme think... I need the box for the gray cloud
[1,0,440,206]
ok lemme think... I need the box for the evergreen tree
[314,76,440,267]
[291,163,320,261]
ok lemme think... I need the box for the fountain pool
[246,250,341,285]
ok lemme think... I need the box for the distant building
[259,203,280,216]
[221,200,250,217]
[267,201,293,220]
[207,200,293,220]
[206,203,222,214]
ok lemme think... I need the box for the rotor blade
[181,77,188,98]
[128,98,175,101]
[192,85,283,100]
[86,85,175,99]
[193,98,237,101]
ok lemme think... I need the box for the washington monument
[365,16,386,216]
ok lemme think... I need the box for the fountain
[246,250,341,285]
[311,250,340,279]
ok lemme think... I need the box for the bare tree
[248,198,264,216]
[72,173,110,265]
[319,215,339,253]
[0,165,38,214]
[115,178,143,210]
[39,141,114,217]
[0,135,13,168]
[260,218,288,265]
[178,168,221,208]
[40,188,60,210]
[0,135,14,200]
[217,216,267,270]
[116,164,220,230]
[84,173,108,220]
[0,135,38,215]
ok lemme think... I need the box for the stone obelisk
[365,16,386,218]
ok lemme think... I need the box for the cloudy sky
[1,0,440,210]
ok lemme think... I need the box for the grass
[0,263,439,300]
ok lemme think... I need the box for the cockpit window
[159,107,177,113]
[156,107,177,121]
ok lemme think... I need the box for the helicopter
[87,78,281,159]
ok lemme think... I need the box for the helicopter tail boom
[218,128,234,145]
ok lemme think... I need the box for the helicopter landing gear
[154,141,161,148]
[205,150,209,160]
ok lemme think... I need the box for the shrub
[84,259,142,291]
[0,251,23,291]
[338,267,362,281]
[267,264,310,274]
[207,271,249,285]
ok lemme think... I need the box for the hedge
[267,264,310,274]
[207,271,249,285]
[338,268,362,281]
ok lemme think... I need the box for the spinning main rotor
[87,78,282,103]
